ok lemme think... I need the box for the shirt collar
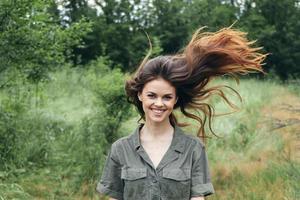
[131,123,185,153]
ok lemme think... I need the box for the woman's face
[138,78,177,125]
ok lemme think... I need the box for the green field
[0,68,299,200]
[1,1,299,199]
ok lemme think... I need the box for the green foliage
[239,0,300,80]
[0,0,300,199]
[0,0,92,84]
[227,122,253,151]
[285,79,300,97]
[96,70,132,143]
[0,104,21,169]
[150,0,190,53]
[185,0,237,36]
[60,0,154,70]
[0,95,70,170]
[58,0,299,78]
[0,183,32,200]
[40,59,134,196]
[1,68,299,199]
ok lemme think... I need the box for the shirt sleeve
[96,142,123,200]
[190,138,215,197]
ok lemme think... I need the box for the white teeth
[152,109,165,114]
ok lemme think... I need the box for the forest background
[0,0,299,199]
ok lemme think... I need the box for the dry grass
[207,82,300,200]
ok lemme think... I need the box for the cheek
[166,101,176,110]
[170,98,177,106]
[141,99,153,109]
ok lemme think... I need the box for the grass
[116,77,300,200]
[203,78,300,200]
[0,183,31,200]
[1,70,299,199]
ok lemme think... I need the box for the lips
[151,108,166,115]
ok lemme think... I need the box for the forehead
[142,78,175,94]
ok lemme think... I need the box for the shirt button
[152,179,158,183]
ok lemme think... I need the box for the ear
[138,92,142,101]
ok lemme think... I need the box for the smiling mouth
[151,108,166,115]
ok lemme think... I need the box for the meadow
[0,65,299,200]
[1,1,299,199]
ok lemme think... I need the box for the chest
[141,140,172,169]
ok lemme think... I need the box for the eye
[147,94,155,98]
[163,96,173,100]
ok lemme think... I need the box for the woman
[96,27,267,200]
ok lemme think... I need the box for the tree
[186,0,237,32]
[240,0,300,79]
[150,0,190,54]
[0,0,91,86]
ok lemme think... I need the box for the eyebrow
[146,91,174,96]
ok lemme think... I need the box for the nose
[154,98,164,107]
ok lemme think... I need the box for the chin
[149,118,166,124]
[148,114,170,124]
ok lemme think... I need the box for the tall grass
[167,77,300,199]
[0,59,133,199]
[0,183,31,200]
[1,67,299,199]
[201,78,299,200]
[285,79,300,97]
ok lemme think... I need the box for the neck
[142,119,174,138]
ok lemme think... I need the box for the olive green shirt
[97,124,214,200]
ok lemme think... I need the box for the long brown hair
[125,26,267,142]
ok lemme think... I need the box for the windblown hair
[125,27,267,142]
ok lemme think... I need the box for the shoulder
[108,133,134,162]
[110,128,137,151]
[178,127,205,148]
[186,134,205,148]
[111,135,131,149]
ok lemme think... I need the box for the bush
[0,91,70,171]
[53,58,133,196]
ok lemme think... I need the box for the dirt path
[260,90,300,163]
